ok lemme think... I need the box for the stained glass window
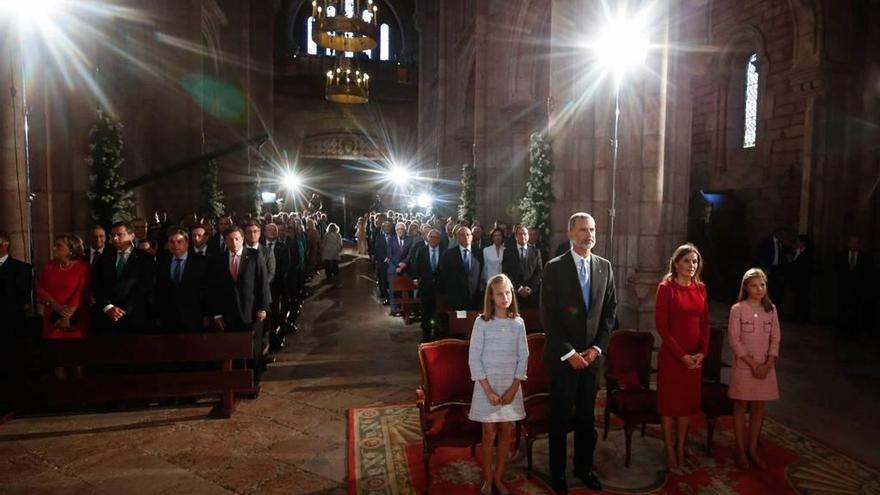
[306,16,317,55]
[380,23,389,61]
[743,53,758,148]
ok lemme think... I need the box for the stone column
[0,31,32,261]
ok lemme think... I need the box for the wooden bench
[3,332,255,418]
[390,275,420,324]
[520,308,543,333]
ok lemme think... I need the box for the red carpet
[348,397,878,494]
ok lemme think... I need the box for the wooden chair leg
[706,416,716,455]
[603,406,611,440]
[526,437,535,477]
[624,424,634,468]
[641,423,646,438]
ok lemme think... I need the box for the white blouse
[481,245,505,285]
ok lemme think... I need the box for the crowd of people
[357,210,789,493]
[0,207,342,382]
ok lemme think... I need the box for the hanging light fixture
[325,55,370,104]
[311,0,378,52]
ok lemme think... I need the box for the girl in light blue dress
[468,274,528,495]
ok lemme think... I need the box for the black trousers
[419,291,437,341]
[375,261,388,298]
[548,361,599,478]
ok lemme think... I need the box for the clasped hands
[104,305,126,322]
[743,355,773,379]
[567,348,600,370]
[681,353,705,369]
[486,386,518,406]
[49,301,78,329]
[516,286,532,298]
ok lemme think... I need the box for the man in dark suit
[540,213,617,493]
[837,235,873,339]
[154,229,209,333]
[757,228,787,317]
[502,225,543,308]
[211,226,271,382]
[87,225,107,266]
[387,222,415,312]
[244,221,276,284]
[0,232,33,339]
[373,221,393,303]
[210,215,234,253]
[438,226,482,310]
[409,229,444,342]
[264,222,290,349]
[528,226,550,267]
[92,221,157,334]
[190,224,219,257]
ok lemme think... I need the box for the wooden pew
[3,332,255,418]
[390,275,420,324]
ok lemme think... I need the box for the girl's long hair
[738,267,774,313]
[481,273,520,321]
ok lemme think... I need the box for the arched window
[380,23,389,61]
[306,16,317,55]
[742,53,758,148]
[362,9,373,58]
[344,0,355,18]
[324,6,337,56]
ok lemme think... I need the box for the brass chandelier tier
[325,56,370,104]
[311,0,378,52]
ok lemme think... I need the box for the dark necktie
[430,249,437,272]
[115,252,126,276]
[520,247,526,272]
[173,258,183,283]
[91,250,100,265]
[462,249,470,272]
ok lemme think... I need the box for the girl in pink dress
[727,268,781,470]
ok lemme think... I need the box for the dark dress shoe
[550,477,568,494]
[573,470,603,491]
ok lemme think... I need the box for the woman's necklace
[59,260,74,270]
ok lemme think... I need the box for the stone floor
[1,253,878,494]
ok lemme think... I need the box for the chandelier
[325,56,370,104]
[311,0,378,52]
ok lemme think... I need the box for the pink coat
[727,301,781,401]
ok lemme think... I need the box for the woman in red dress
[654,244,709,474]
[35,234,91,379]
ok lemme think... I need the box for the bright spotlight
[388,165,411,186]
[0,0,63,30]
[282,172,302,191]
[588,8,650,83]
[417,193,432,209]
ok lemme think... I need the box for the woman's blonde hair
[54,234,85,261]
[664,243,703,283]
[738,267,774,313]
[481,273,520,321]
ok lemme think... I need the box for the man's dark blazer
[373,230,390,263]
[386,235,414,274]
[250,243,276,286]
[91,246,157,333]
[154,253,209,333]
[267,240,290,292]
[0,256,33,335]
[502,244,543,306]
[437,244,482,310]
[210,248,271,328]
[409,243,444,296]
[540,251,617,364]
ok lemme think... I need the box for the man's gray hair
[567,212,595,231]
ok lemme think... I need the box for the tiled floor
[1,254,878,494]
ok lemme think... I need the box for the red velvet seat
[700,326,734,454]
[416,339,481,490]
[602,330,660,467]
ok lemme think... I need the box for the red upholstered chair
[603,330,660,467]
[519,332,556,475]
[416,339,482,490]
[519,308,543,333]
[701,326,734,454]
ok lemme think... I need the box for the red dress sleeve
[655,281,686,359]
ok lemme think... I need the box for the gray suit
[250,243,276,286]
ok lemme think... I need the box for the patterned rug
[347,397,879,494]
